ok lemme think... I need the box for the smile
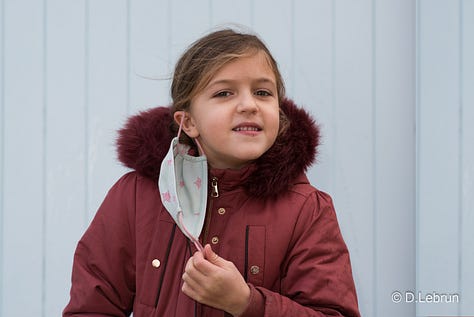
[233,126,261,132]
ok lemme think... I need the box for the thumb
[203,244,226,267]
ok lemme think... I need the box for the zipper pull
[211,177,219,197]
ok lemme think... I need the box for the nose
[236,92,258,114]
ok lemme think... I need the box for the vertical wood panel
[253,0,294,95]
[374,1,415,316]
[44,1,86,315]
[2,0,45,315]
[0,0,4,314]
[87,0,128,222]
[333,1,374,316]
[169,0,211,72]
[210,0,253,27]
[129,0,171,114]
[461,0,474,314]
[417,0,461,315]
[294,0,334,194]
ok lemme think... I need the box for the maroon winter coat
[64,99,360,317]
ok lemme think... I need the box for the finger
[184,254,208,286]
[181,279,200,301]
[203,244,219,262]
[182,271,202,295]
[191,249,220,276]
[182,270,213,305]
[203,244,229,269]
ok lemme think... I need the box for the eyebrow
[207,77,276,88]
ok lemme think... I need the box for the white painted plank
[374,1,416,316]
[87,0,129,222]
[293,0,334,194]
[417,0,461,315]
[333,1,374,316]
[2,0,45,316]
[253,0,294,95]
[461,0,474,314]
[169,0,211,78]
[43,1,87,315]
[0,0,4,314]
[129,0,171,113]
[210,0,253,28]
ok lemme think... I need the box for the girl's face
[180,51,280,169]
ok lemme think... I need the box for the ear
[173,111,199,138]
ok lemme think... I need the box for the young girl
[64,28,360,317]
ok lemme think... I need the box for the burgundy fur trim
[116,99,320,198]
[246,99,319,197]
[117,107,174,180]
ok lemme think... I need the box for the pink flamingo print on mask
[161,191,171,202]
[194,177,202,189]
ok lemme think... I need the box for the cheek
[269,109,281,136]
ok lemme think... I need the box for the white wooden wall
[417,0,474,316]
[0,1,472,317]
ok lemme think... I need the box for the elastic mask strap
[178,211,204,252]
[177,113,205,156]
[194,139,205,156]
[177,113,185,138]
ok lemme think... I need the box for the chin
[231,145,273,165]
[239,151,266,162]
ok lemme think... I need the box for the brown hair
[170,27,288,142]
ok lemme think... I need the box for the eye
[255,90,272,97]
[213,91,233,98]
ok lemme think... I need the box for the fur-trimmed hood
[117,98,320,198]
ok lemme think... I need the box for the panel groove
[0,0,4,314]
[460,0,474,313]
[457,1,464,316]
[126,0,131,115]
[371,0,377,314]
[331,0,336,196]
[290,0,295,98]
[415,2,421,312]
[84,0,90,229]
[41,1,48,316]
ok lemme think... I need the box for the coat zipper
[211,177,219,197]
[197,177,219,316]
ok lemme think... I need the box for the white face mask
[158,115,206,251]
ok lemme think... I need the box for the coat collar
[117,98,320,198]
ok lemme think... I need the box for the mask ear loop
[176,113,205,252]
[178,211,204,252]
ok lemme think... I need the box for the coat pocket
[245,225,266,286]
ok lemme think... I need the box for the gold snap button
[152,259,161,268]
[250,265,260,275]
[217,208,226,215]
[211,236,219,244]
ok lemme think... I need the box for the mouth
[232,123,262,132]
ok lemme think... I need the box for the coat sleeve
[240,190,360,317]
[63,173,137,317]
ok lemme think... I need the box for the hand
[182,244,250,316]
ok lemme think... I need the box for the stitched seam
[154,224,177,307]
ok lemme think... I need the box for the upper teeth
[235,127,259,131]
